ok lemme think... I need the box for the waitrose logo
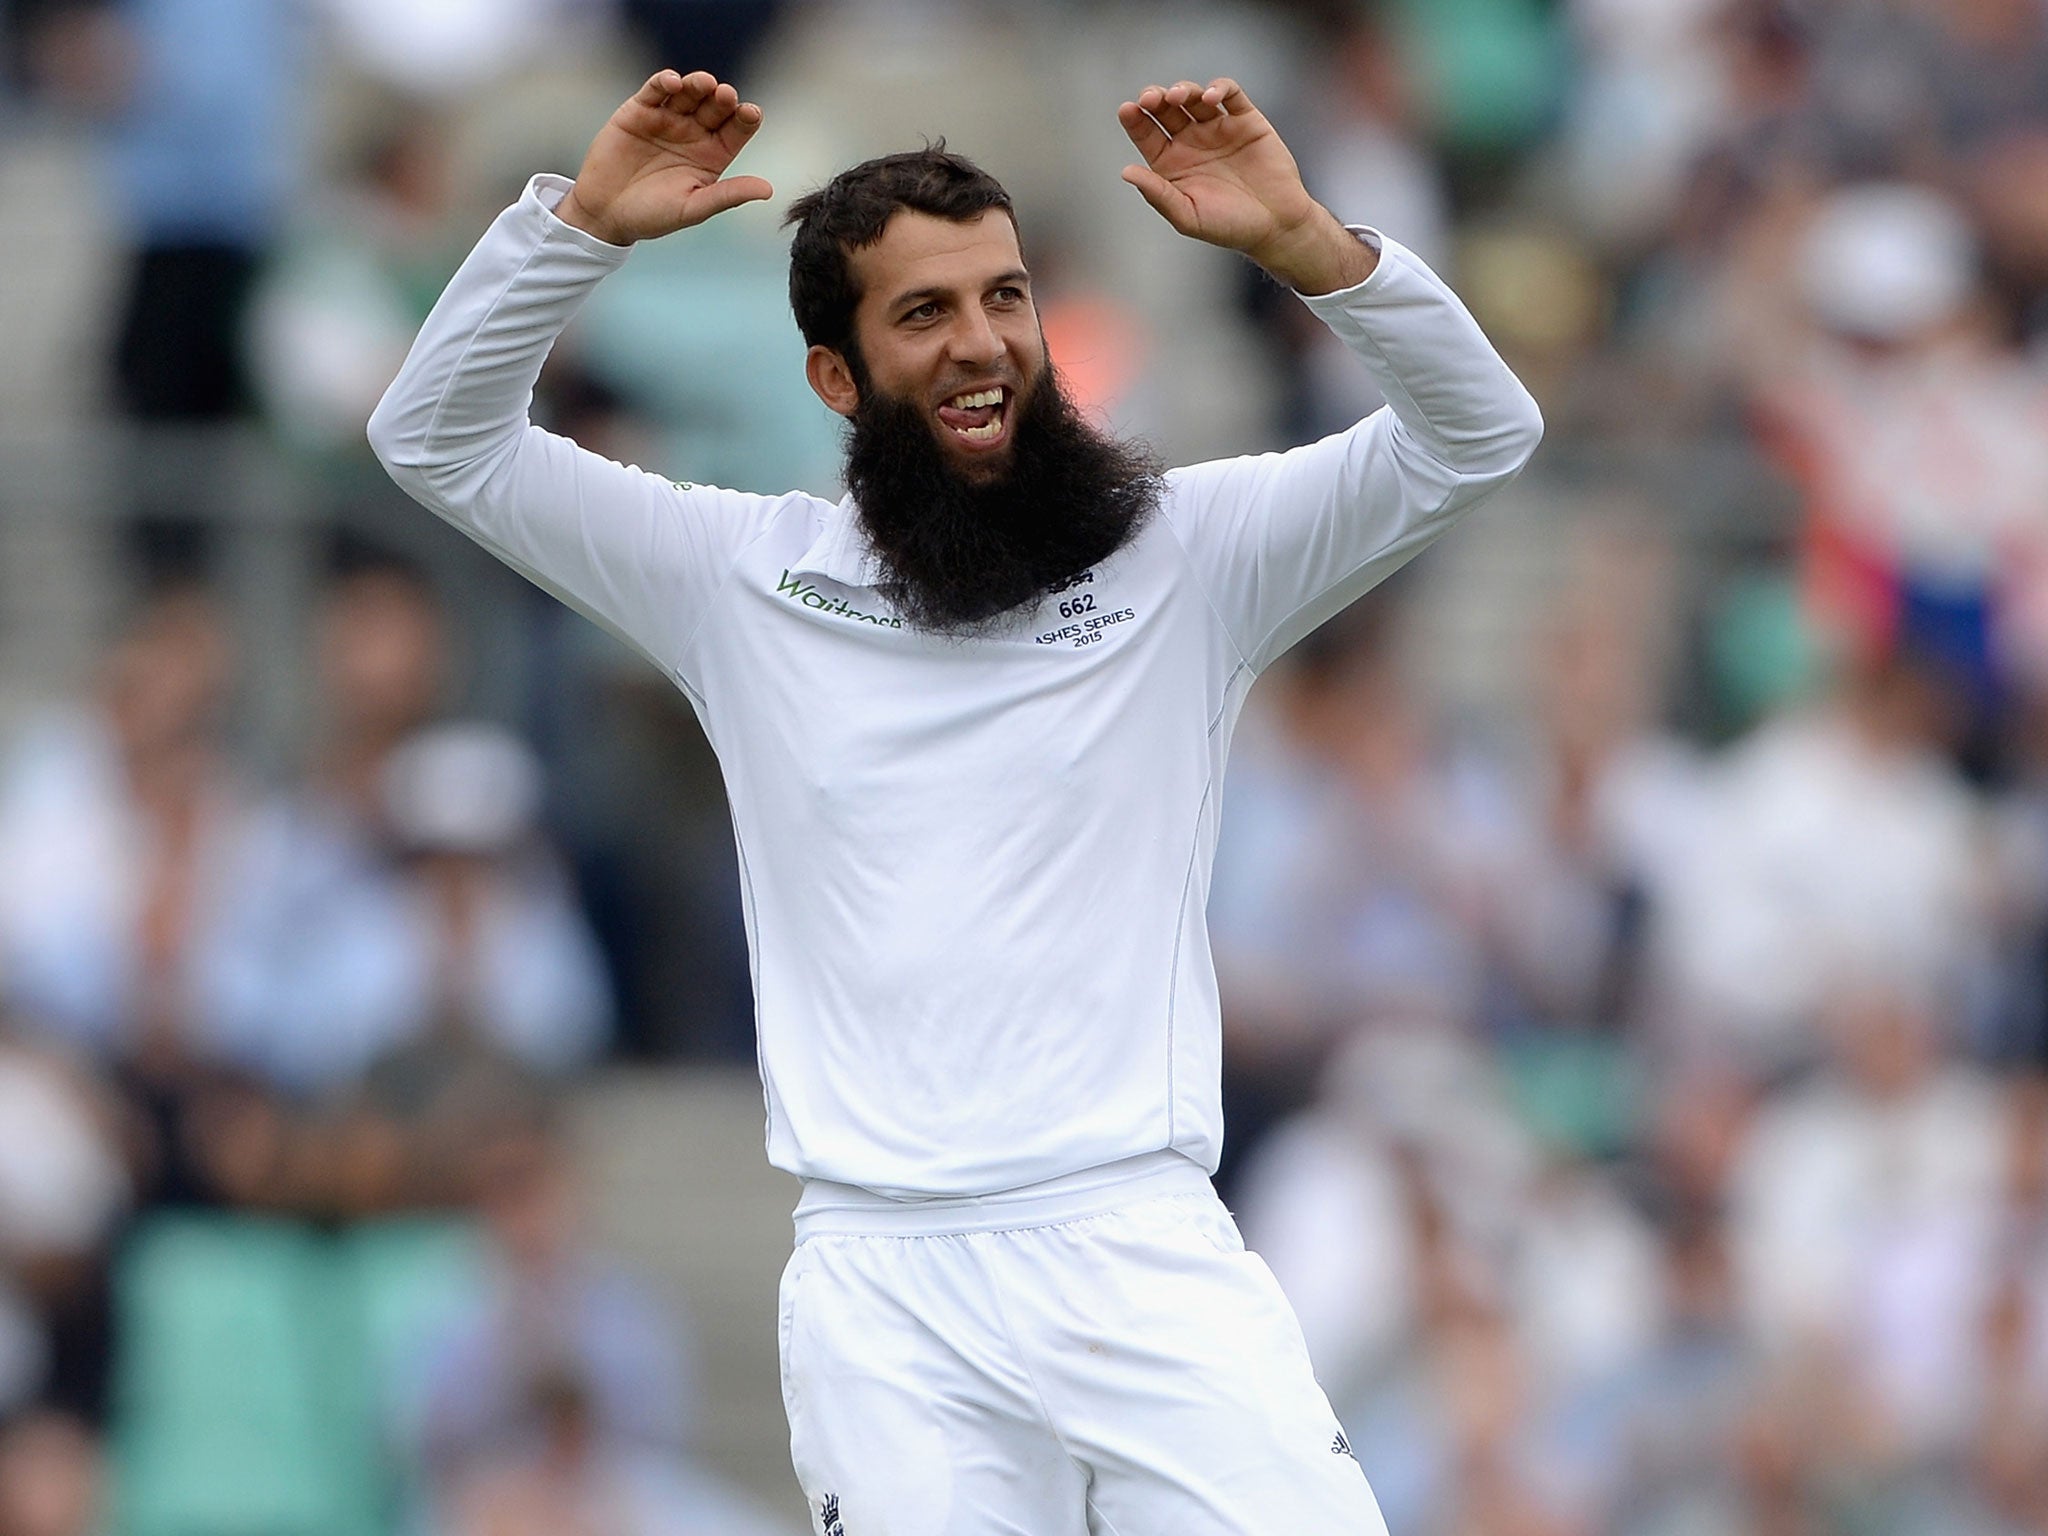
[774,570,902,629]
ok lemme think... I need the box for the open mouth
[935,386,1009,447]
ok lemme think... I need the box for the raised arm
[367,72,796,677]
[1117,77,1376,295]
[553,68,772,244]
[1118,76,1543,671]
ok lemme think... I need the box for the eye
[991,286,1025,306]
[903,300,941,323]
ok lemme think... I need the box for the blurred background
[3,0,2048,1532]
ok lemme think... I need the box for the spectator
[0,1411,98,1536]
[1645,647,1986,1076]
[1553,1205,1757,1536]
[0,584,265,1073]
[248,110,468,452]
[1210,613,1501,1191]
[239,721,610,1097]
[1272,9,1450,443]
[414,1115,790,1536]
[100,0,308,422]
[1726,974,2009,1466]
[305,556,450,830]
[202,559,450,1089]
[1754,183,2048,725]
[0,1031,127,1413]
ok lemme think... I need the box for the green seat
[109,1213,487,1536]
[1387,0,1566,153]
[112,1214,378,1536]
[338,1218,489,1516]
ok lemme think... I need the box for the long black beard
[844,367,1163,633]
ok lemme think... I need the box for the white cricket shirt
[369,174,1542,1201]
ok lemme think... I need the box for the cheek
[869,341,946,402]
[1012,324,1050,378]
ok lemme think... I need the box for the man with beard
[370,67,1541,1535]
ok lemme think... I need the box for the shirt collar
[790,494,888,590]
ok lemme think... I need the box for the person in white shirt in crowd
[208,558,453,1072]
[1646,644,1987,1079]
[1726,970,2010,1470]
[0,584,265,1075]
[370,64,1540,1532]
[0,1027,130,1419]
[1206,612,1500,1195]
[241,721,611,1096]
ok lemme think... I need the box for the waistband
[792,1149,1214,1241]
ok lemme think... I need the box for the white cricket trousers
[779,1150,1390,1535]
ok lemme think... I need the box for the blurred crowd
[0,561,794,1536]
[6,1,2048,1535]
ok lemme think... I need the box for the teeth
[956,414,1004,441]
[947,388,1004,409]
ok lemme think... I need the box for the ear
[806,345,860,418]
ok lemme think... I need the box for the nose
[945,308,1003,369]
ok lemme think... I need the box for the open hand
[1118,78,1373,294]
[558,70,771,246]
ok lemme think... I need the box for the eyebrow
[888,268,1033,312]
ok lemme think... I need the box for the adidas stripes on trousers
[778,1156,1389,1535]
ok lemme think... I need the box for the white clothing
[0,710,264,1063]
[1650,707,1982,1068]
[779,1182,1387,1536]
[1728,1067,2008,1455]
[204,793,612,1095]
[369,173,1540,1199]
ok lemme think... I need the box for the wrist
[1250,206,1377,295]
[556,186,632,247]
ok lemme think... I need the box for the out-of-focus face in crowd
[315,567,446,751]
[98,588,232,765]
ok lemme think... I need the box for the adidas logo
[820,1493,845,1536]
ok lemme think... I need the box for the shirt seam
[1167,668,1251,1146]
[1246,253,1475,670]
[1159,504,1255,673]
[418,216,560,482]
[1327,292,1471,468]
[1161,771,1216,1149]
[676,496,813,673]
[730,816,772,1155]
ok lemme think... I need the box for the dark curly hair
[784,143,1017,357]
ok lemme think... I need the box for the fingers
[713,98,765,159]
[689,77,743,131]
[633,70,683,108]
[1125,76,1249,144]
[1207,77,1256,117]
[667,69,718,112]
[1170,79,1223,125]
[1134,83,1196,133]
[1121,163,1197,235]
[1117,99,1173,163]
[625,68,757,138]
[680,173,775,228]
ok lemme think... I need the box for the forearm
[1299,232,1542,478]
[367,174,629,501]
[365,171,798,681]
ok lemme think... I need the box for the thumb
[679,174,775,227]
[1121,165,1196,235]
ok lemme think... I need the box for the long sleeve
[1162,230,1543,673]
[367,173,811,677]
